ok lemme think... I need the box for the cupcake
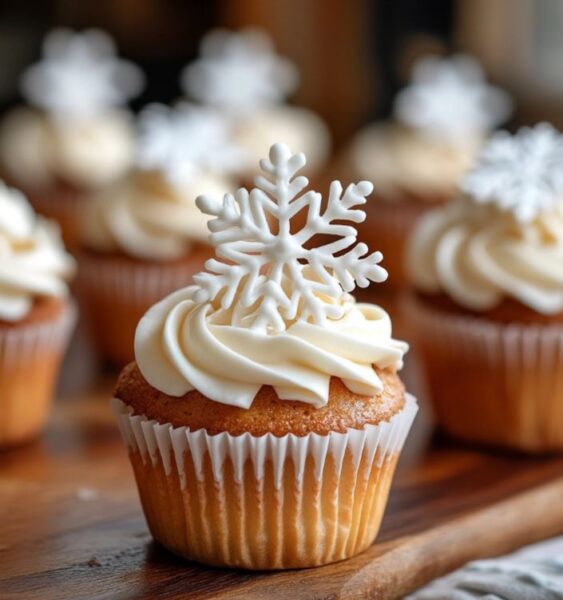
[78,102,241,367]
[0,182,75,447]
[0,28,144,249]
[113,143,417,569]
[182,28,331,186]
[345,54,512,288]
[406,123,563,453]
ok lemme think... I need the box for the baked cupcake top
[135,143,407,408]
[408,123,563,314]
[182,28,330,177]
[349,55,512,201]
[0,182,75,322]
[84,102,241,261]
[0,29,144,190]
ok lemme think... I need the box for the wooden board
[2,375,563,600]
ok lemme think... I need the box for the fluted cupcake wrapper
[0,302,77,446]
[112,394,418,569]
[77,253,206,366]
[407,294,563,452]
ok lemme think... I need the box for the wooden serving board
[2,379,563,600]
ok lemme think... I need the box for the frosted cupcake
[182,28,330,185]
[407,123,563,452]
[78,102,241,367]
[113,143,417,569]
[346,55,512,287]
[0,29,144,248]
[0,182,75,447]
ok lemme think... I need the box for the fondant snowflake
[193,143,386,332]
[136,102,243,189]
[181,28,298,114]
[460,123,563,222]
[394,54,512,143]
[21,28,144,120]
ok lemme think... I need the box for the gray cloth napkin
[406,537,563,599]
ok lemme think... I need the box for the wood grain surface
[2,371,563,600]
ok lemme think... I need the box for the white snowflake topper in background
[181,28,298,114]
[193,143,387,332]
[460,123,563,222]
[136,102,244,189]
[21,28,144,120]
[394,54,512,143]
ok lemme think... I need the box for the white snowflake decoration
[21,28,144,120]
[193,143,387,332]
[460,123,563,222]
[136,102,244,189]
[181,28,298,114]
[394,54,512,143]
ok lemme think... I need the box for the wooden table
[2,359,563,600]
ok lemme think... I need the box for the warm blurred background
[3,0,563,148]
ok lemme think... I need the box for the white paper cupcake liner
[0,301,77,445]
[406,294,563,451]
[112,393,417,568]
[113,394,417,487]
[0,301,77,368]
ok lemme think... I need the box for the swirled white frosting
[234,106,330,177]
[349,123,480,200]
[135,286,407,408]
[84,172,231,260]
[408,199,563,313]
[0,184,74,322]
[0,107,135,190]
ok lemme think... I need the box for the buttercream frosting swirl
[408,199,563,313]
[0,183,74,322]
[0,107,135,190]
[134,142,407,408]
[135,286,407,408]
[349,123,479,200]
[84,171,231,260]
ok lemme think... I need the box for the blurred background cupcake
[343,54,512,293]
[77,101,241,368]
[0,182,75,447]
[182,28,331,187]
[406,123,563,453]
[0,28,144,249]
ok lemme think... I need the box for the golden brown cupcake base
[0,298,75,448]
[20,182,84,251]
[116,362,406,436]
[77,246,213,367]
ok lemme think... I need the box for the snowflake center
[268,234,302,262]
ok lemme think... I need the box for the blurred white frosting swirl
[181,28,330,177]
[349,123,479,200]
[0,107,135,190]
[0,183,74,322]
[348,55,511,200]
[408,199,563,313]
[409,124,563,314]
[135,286,407,408]
[0,28,144,190]
[83,103,238,260]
